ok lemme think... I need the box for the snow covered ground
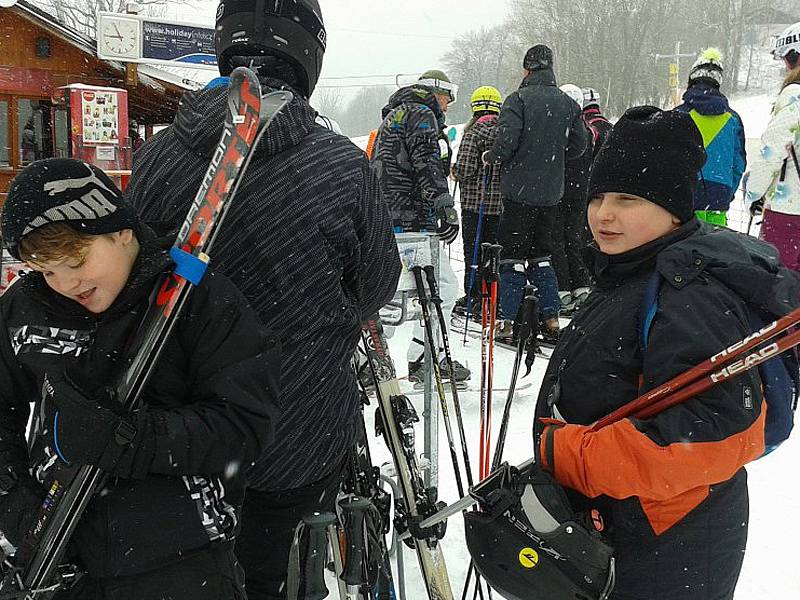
[354,91,800,598]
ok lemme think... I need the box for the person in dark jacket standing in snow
[371,69,470,383]
[581,87,613,156]
[484,45,588,344]
[125,3,401,598]
[535,106,800,599]
[675,48,746,226]
[0,159,280,600]
[551,83,593,314]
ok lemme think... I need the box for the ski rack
[380,232,441,490]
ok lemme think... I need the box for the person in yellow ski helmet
[452,85,505,314]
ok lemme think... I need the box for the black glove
[0,466,45,547]
[433,193,459,244]
[44,371,142,472]
[749,198,764,217]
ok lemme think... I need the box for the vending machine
[65,84,132,177]
[1,85,134,295]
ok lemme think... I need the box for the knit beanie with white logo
[1,158,141,259]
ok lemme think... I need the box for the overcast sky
[173,0,510,90]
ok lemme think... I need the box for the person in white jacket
[746,22,800,270]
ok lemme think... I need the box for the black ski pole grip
[520,294,539,344]
[302,512,336,600]
[487,244,503,282]
[524,296,541,377]
[422,265,442,304]
[340,496,372,587]
[411,265,428,307]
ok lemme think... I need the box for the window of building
[0,100,8,168]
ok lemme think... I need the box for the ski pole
[423,265,477,487]
[302,512,338,600]
[482,244,502,479]
[463,168,491,344]
[478,242,492,481]
[340,497,372,592]
[414,306,800,533]
[492,291,538,469]
[421,266,488,600]
[593,305,800,429]
[411,265,467,499]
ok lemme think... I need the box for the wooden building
[0,0,193,199]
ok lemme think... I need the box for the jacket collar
[382,85,447,129]
[174,76,316,160]
[586,219,701,288]
[680,84,730,116]
[520,68,557,89]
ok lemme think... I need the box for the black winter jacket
[485,69,588,206]
[371,85,453,231]
[563,115,593,201]
[536,221,800,599]
[126,78,401,491]
[582,106,613,159]
[0,235,280,578]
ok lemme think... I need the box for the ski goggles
[418,78,458,104]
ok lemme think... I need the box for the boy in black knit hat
[0,158,280,599]
[534,106,800,599]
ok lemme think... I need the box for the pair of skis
[0,69,291,599]
[361,317,453,600]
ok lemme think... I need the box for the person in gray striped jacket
[125,2,401,598]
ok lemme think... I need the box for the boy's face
[27,230,138,314]
[588,192,681,255]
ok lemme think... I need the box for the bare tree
[310,86,345,121]
[29,0,191,37]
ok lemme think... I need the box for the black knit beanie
[1,158,141,259]
[587,106,706,223]
[523,45,553,71]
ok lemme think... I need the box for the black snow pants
[551,195,591,291]
[54,544,245,600]
[236,462,346,600]
[461,209,501,299]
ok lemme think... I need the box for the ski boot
[495,320,516,345]
[571,286,592,310]
[540,317,561,346]
[408,357,471,383]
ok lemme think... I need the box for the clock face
[101,19,138,58]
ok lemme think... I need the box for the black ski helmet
[464,463,616,600]
[215,1,326,98]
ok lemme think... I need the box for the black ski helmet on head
[215,0,326,98]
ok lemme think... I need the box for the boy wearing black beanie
[0,158,280,599]
[533,107,800,599]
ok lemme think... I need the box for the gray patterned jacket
[127,78,401,492]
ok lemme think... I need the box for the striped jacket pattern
[126,79,401,491]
